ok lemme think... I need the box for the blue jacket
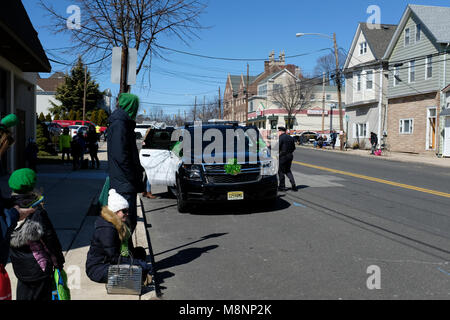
[107,108,144,194]
[0,199,19,265]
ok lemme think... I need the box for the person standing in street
[277,127,298,192]
[107,93,144,233]
[0,114,35,300]
[59,127,72,165]
[331,130,337,150]
[370,132,378,155]
[87,124,100,169]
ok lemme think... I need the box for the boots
[142,192,157,199]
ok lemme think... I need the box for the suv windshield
[143,128,176,150]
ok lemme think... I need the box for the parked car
[68,125,88,138]
[135,124,153,139]
[53,120,107,135]
[298,131,319,144]
[139,121,278,213]
[45,122,63,136]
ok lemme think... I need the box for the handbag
[106,254,142,295]
[52,268,71,300]
[0,264,12,300]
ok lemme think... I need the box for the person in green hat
[8,168,65,300]
[0,114,35,300]
[107,93,145,233]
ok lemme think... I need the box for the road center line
[293,161,450,199]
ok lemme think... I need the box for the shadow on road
[189,196,291,216]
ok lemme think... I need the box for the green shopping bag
[98,176,110,207]
[53,268,71,300]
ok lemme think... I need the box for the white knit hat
[108,189,129,213]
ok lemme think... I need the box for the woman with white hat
[85,189,152,286]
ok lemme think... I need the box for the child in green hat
[8,168,65,300]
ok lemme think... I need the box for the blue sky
[23,0,450,116]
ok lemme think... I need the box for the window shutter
[366,122,370,138]
[353,123,357,139]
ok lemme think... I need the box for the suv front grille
[206,173,260,184]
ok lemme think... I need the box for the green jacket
[59,134,72,149]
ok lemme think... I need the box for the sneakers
[142,192,157,199]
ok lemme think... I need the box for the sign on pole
[111,47,137,85]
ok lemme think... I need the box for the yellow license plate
[227,191,244,201]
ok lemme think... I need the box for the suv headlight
[183,164,202,181]
[261,160,277,177]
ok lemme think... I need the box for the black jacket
[86,207,135,283]
[9,195,64,282]
[107,108,144,194]
[279,133,296,158]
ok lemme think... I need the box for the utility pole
[83,65,87,121]
[218,87,222,119]
[193,96,197,121]
[119,46,129,94]
[321,72,325,134]
[203,96,205,120]
[246,63,249,125]
[333,33,344,150]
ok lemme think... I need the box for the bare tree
[272,76,313,130]
[313,51,346,85]
[40,0,207,92]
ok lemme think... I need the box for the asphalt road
[141,147,450,300]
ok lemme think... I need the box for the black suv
[143,121,278,213]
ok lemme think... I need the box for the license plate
[227,191,244,201]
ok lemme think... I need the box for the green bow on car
[224,158,241,175]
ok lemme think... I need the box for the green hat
[8,168,36,194]
[1,114,18,129]
[118,93,139,121]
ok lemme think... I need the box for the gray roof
[409,5,450,43]
[360,23,397,60]
[229,75,257,95]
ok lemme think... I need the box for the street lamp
[296,32,345,150]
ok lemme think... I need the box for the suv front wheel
[176,177,189,214]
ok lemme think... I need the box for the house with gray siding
[343,23,397,149]
[382,4,450,155]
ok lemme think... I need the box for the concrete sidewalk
[298,144,450,168]
[2,142,156,300]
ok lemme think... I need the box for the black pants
[119,192,137,234]
[89,145,100,168]
[16,276,53,301]
[278,154,296,188]
[61,147,71,162]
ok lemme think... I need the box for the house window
[249,101,254,112]
[393,67,400,86]
[416,24,421,42]
[409,60,415,83]
[359,42,368,55]
[400,119,413,134]
[356,123,367,138]
[326,94,331,101]
[405,28,410,46]
[356,73,362,91]
[258,84,267,96]
[366,70,373,89]
[426,55,433,79]
[273,83,282,94]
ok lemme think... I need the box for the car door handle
[142,154,150,157]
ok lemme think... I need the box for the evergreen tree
[45,113,52,122]
[97,109,108,126]
[36,122,49,152]
[38,112,46,122]
[75,110,83,121]
[54,113,60,120]
[68,110,76,121]
[50,56,104,116]
[90,109,98,125]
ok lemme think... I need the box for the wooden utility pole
[218,87,222,119]
[193,96,197,121]
[321,72,325,134]
[203,96,205,120]
[83,65,87,121]
[119,46,129,94]
[246,63,249,125]
[333,33,344,150]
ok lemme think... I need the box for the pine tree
[50,56,104,116]
[45,113,52,122]
[38,112,46,122]
[75,110,82,121]
[97,109,108,126]
[90,109,98,125]
[36,122,49,152]
[54,113,60,121]
[68,110,76,121]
